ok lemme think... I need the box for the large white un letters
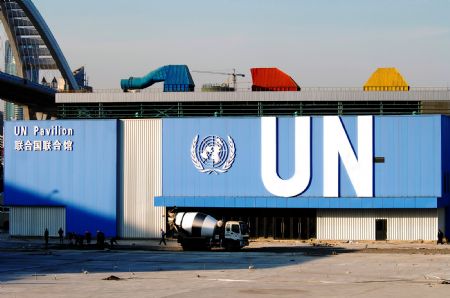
[261,116,373,198]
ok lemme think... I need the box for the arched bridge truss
[0,0,79,90]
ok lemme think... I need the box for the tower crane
[191,69,245,91]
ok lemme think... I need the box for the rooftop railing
[58,86,450,94]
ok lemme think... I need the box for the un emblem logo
[191,135,236,174]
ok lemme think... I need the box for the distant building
[3,40,23,121]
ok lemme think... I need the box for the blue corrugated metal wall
[4,116,450,236]
[374,116,441,197]
[158,115,443,208]
[4,120,118,236]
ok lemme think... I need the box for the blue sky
[27,0,450,88]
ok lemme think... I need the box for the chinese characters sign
[14,125,74,152]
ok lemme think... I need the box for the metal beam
[16,0,79,90]
[1,0,81,91]
[0,71,55,111]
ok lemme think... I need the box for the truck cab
[223,221,249,250]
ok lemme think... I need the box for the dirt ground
[1,238,450,297]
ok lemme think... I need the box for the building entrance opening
[171,207,316,240]
[273,217,315,239]
[375,219,387,241]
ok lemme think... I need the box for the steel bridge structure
[0,0,79,118]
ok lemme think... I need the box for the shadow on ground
[0,243,360,283]
[2,238,449,283]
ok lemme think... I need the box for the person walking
[438,229,444,244]
[44,228,49,249]
[96,230,105,249]
[159,228,167,246]
[58,227,64,244]
[85,230,92,245]
[110,237,118,249]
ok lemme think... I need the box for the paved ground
[1,234,450,297]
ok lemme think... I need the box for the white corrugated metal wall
[317,209,437,241]
[10,207,65,237]
[119,119,164,238]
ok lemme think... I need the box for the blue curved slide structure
[121,65,195,92]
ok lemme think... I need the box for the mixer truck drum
[175,212,218,237]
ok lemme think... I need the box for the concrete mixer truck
[168,211,249,250]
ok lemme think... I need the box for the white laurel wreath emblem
[191,135,204,172]
[191,135,236,174]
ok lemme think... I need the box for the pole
[233,68,237,91]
